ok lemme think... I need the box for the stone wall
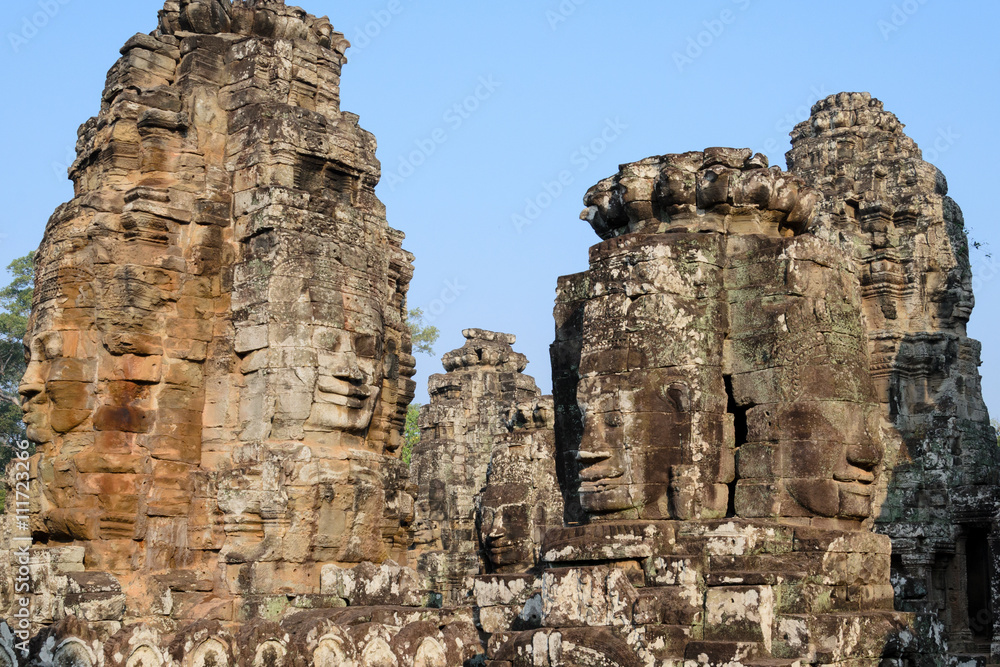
[1,0,997,661]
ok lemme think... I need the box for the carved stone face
[563,156,890,526]
[575,373,724,521]
[19,258,99,448]
[479,483,533,571]
[739,400,884,520]
[576,414,632,516]
[729,237,887,522]
[572,236,729,522]
[944,270,975,326]
[410,519,440,547]
[20,328,97,444]
[479,451,538,572]
[19,329,58,444]
[579,373,691,518]
[307,331,380,435]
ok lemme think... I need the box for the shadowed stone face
[479,482,533,570]
[558,149,889,524]
[570,231,731,522]
[476,397,563,573]
[575,374,702,519]
[479,452,535,571]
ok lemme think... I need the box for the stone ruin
[409,329,561,607]
[1,1,998,666]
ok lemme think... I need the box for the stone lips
[3,4,998,662]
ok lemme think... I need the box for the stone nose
[330,358,366,383]
[18,380,45,406]
[20,355,45,386]
[845,441,882,471]
[333,367,364,382]
[488,521,505,538]
[834,442,882,484]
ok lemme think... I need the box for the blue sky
[1,0,999,412]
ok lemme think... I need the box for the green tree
[406,308,439,356]
[0,252,33,447]
[0,252,34,508]
[402,403,421,466]
[401,309,436,467]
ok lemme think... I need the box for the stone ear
[665,382,690,413]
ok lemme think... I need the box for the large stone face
[3,9,998,660]
[787,91,1000,660]
[479,395,563,575]
[558,151,894,527]
[15,0,420,640]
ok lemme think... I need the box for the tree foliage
[0,252,33,448]
[406,308,439,357]
[402,403,421,466]
[0,252,33,507]
[400,309,435,466]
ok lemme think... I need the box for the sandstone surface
[1,2,997,665]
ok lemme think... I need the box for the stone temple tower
[7,1,486,662]
[3,0,999,660]
[787,92,1000,660]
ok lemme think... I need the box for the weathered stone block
[704,585,775,646]
[541,567,637,628]
[321,561,430,607]
[633,586,702,626]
